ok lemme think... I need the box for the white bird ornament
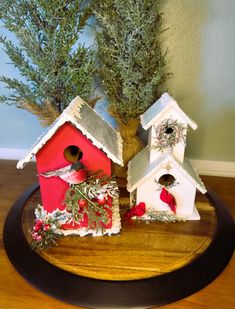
[40,162,87,185]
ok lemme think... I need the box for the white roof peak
[141,92,198,131]
[127,147,206,194]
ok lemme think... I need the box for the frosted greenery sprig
[94,0,170,123]
[64,173,119,231]
[29,173,119,250]
[137,209,185,223]
[35,205,69,225]
[81,171,119,199]
[64,184,110,228]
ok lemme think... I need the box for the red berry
[43,224,50,231]
[78,199,87,207]
[97,194,106,205]
[32,232,38,240]
[33,219,43,231]
[33,223,42,232]
[33,225,39,232]
[36,219,43,225]
[36,234,42,241]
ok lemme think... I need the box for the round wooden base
[3,183,235,308]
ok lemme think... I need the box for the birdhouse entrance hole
[64,145,83,163]
[165,127,174,134]
[158,174,175,187]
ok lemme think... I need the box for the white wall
[0,22,45,150]
[161,0,235,161]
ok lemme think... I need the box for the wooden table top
[21,189,217,281]
[0,160,234,309]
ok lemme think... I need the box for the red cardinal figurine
[125,202,146,222]
[160,188,177,213]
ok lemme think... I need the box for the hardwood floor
[0,159,234,309]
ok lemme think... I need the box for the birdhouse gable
[17,96,123,169]
[141,92,198,131]
[127,148,206,194]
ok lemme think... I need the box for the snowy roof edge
[17,96,123,169]
[127,150,206,194]
[140,92,198,131]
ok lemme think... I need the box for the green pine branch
[0,0,96,125]
[0,76,38,103]
[0,38,44,87]
[94,0,171,123]
[64,172,118,232]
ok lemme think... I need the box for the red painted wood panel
[36,122,111,217]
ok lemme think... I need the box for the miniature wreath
[153,119,186,151]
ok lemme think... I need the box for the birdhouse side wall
[136,167,196,216]
[36,122,111,213]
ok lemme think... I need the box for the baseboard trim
[0,148,234,177]
[190,159,235,178]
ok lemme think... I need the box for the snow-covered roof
[127,147,206,194]
[141,92,198,131]
[17,96,123,169]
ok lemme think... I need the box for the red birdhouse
[17,97,123,236]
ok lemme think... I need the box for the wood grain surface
[22,190,217,281]
[0,160,234,309]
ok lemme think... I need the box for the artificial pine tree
[94,0,169,122]
[0,0,95,126]
[94,0,170,176]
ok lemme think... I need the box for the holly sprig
[30,219,61,251]
[29,205,68,251]
[30,172,119,251]
[64,184,110,230]
[64,172,119,232]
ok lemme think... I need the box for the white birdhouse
[127,93,206,221]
